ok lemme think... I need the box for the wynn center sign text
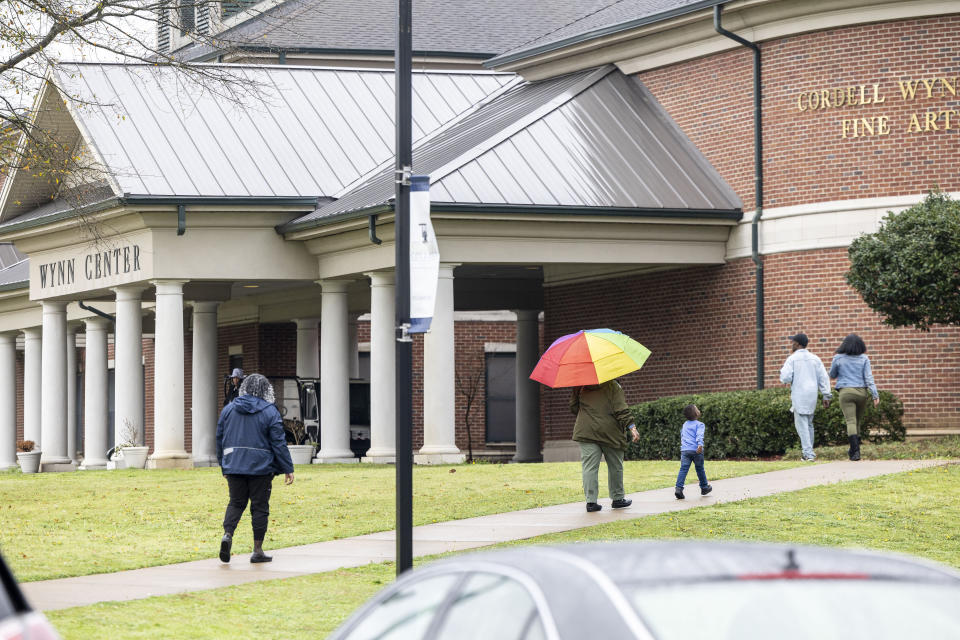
[30,239,150,299]
[795,76,960,139]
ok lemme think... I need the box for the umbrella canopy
[530,329,651,388]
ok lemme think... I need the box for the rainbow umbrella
[530,329,651,388]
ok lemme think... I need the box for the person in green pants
[570,380,640,513]
[829,334,880,461]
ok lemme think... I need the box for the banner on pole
[408,175,438,333]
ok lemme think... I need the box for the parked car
[0,551,59,640]
[328,541,960,640]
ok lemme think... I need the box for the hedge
[625,387,904,460]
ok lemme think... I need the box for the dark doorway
[485,353,516,443]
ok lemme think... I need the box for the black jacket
[216,396,294,476]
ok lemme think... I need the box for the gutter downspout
[714,4,764,390]
[177,203,186,236]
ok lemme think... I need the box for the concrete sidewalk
[23,459,946,611]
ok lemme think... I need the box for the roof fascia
[0,195,320,237]
[281,201,743,236]
[486,0,728,70]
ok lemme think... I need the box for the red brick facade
[541,15,960,441]
[639,15,960,209]
[542,251,960,440]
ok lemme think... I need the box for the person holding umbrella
[530,329,650,513]
[571,380,640,512]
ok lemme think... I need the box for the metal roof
[488,0,725,69]
[176,0,619,62]
[0,258,28,290]
[0,63,514,221]
[286,66,741,230]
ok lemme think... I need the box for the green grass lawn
[46,463,959,640]
[0,460,799,581]
[785,435,960,461]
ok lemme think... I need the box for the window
[432,573,545,640]
[179,0,196,34]
[342,574,460,640]
[485,353,516,443]
[221,0,260,20]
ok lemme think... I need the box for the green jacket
[570,381,634,449]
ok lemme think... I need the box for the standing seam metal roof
[288,66,740,227]
[0,63,514,222]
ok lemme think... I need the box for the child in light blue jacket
[675,404,712,499]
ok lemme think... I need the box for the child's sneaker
[701,484,713,496]
[674,487,684,500]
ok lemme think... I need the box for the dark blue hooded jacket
[216,395,294,476]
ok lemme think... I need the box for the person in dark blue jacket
[216,373,294,564]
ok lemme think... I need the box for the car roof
[423,541,960,588]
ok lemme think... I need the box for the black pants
[223,474,273,540]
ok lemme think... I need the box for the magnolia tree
[0,0,271,190]
[846,191,960,331]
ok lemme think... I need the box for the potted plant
[284,418,315,465]
[16,440,41,474]
[111,420,149,470]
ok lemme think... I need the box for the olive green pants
[839,387,870,436]
[579,442,625,503]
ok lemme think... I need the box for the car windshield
[625,580,960,639]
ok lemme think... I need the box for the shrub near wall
[626,388,904,460]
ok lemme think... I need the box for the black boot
[219,533,232,563]
[848,434,861,461]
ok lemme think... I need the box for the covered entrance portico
[0,62,741,471]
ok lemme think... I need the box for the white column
[66,326,78,464]
[22,328,41,449]
[314,280,357,463]
[41,301,74,471]
[80,318,109,470]
[113,285,146,452]
[191,302,219,467]
[0,333,17,470]
[148,280,191,469]
[294,318,320,378]
[416,264,464,464]
[348,314,360,379]
[513,310,542,462]
[363,271,395,463]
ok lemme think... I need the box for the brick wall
[638,15,960,209]
[542,250,960,440]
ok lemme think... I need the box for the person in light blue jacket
[779,333,831,461]
[216,373,294,564]
[829,334,879,461]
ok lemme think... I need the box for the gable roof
[177,0,620,62]
[283,66,741,232]
[488,0,725,69]
[0,63,514,223]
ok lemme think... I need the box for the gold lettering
[921,78,936,98]
[858,85,870,105]
[797,93,807,112]
[841,119,853,138]
[899,80,921,100]
[907,113,922,132]
[833,88,846,107]
[810,91,820,110]
[820,89,831,109]
[925,111,939,131]
[860,117,875,136]
[847,86,857,106]
[877,116,891,135]
[871,83,885,104]
[940,77,956,97]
